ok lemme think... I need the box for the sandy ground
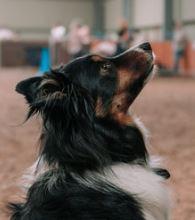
[0,68,194,220]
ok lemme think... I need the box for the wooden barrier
[0,40,69,67]
[0,39,194,76]
[151,41,195,76]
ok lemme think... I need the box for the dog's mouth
[144,62,156,85]
[147,63,154,76]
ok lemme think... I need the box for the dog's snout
[139,42,153,65]
[139,42,152,53]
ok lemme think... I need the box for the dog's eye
[102,63,111,70]
[100,63,112,75]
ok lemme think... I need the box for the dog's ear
[16,76,42,103]
[16,73,94,122]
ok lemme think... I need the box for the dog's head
[15,42,171,178]
[16,42,154,125]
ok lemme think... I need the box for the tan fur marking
[91,55,104,62]
[110,93,128,113]
[38,91,66,100]
[113,112,133,125]
[95,97,105,117]
[117,69,133,91]
[110,93,133,125]
[40,79,59,88]
[109,50,152,125]
[51,91,66,99]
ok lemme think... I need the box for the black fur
[10,170,145,220]
[9,43,169,220]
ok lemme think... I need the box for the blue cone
[38,48,50,74]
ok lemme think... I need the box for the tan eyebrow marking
[95,97,106,117]
[91,55,104,62]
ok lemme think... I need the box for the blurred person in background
[0,25,17,40]
[172,21,188,74]
[49,22,66,66]
[90,39,116,57]
[66,19,91,59]
[132,29,148,46]
[115,27,131,55]
[114,19,133,55]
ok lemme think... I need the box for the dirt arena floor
[0,68,194,220]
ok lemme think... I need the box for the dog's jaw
[110,42,154,111]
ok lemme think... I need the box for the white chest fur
[22,159,170,220]
[106,163,170,220]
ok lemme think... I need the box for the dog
[9,42,170,220]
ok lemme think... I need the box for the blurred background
[0,0,194,220]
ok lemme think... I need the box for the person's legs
[173,51,180,73]
[173,50,184,74]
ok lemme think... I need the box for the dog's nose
[139,42,153,63]
[139,42,152,53]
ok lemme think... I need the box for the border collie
[10,42,170,220]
